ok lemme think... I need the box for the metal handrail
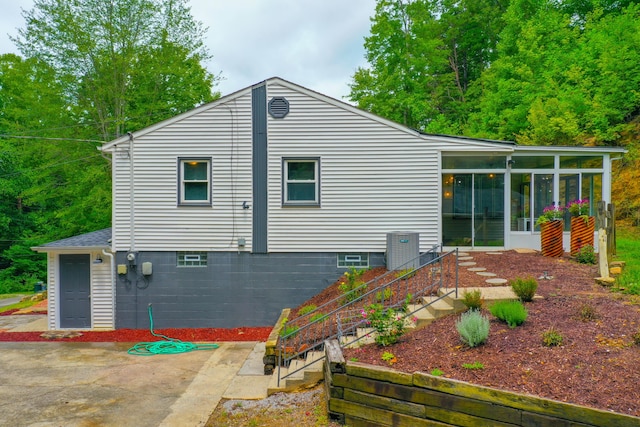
[276,246,458,387]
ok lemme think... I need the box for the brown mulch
[324,251,640,418]
[0,326,272,342]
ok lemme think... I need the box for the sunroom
[441,146,625,251]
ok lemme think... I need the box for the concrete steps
[267,350,324,395]
[268,285,541,395]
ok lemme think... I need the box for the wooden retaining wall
[324,340,639,427]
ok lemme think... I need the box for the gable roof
[32,228,112,252]
[99,76,516,152]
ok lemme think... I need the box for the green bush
[309,312,328,323]
[510,276,538,302]
[633,330,640,346]
[298,304,317,316]
[455,310,490,347]
[361,303,407,346]
[575,245,597,264]
[490,300,528,328]
[577,303,598,322]
[462,289,483,310]
[542,327,564,347]
[339,267,367,303]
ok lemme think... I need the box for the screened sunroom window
[442,155,507,169]
[179,158,211,205]
[283,158,320,206]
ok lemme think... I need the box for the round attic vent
[268,97,289,119]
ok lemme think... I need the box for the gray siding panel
[114,251,384,328]
[252,84,268,253]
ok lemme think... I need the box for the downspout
[102,248,115,329]
[128,132,136,253]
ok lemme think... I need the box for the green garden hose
[127,305,219,356]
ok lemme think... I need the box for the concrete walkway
[0,315,272,426]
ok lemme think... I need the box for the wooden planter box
[570,216,595,256]
[540,220,564,257]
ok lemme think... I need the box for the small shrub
[395,268,415,279]
[430,368,444,376]
[279,324,299,338]
[462,289,483,310]
[381,351,397,365]
[298,304,317,316]
[510,276,538,302]
[462,361,484,370]
[456,309,490,347]
[376,288,394,303]
[633,330,640,346]
[577,303,598,322]
[542,327,564,347]
[361,303,407,346]
[339,267,367,303]
[309,312,328,323]
[490,300,528,328]
[575,245,596,264]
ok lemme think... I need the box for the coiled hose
[127,305,219,356]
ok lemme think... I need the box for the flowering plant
[568,199,590,217]
[535,204,565,226]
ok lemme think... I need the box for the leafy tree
[0,0,220,292]
[349,0,506,133]
[14,0,218,140]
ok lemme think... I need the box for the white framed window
[178,158,211,206]
[177,251,208,267]
[283,158,320,206]
[338,253,369,268]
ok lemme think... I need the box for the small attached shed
[32,228,114,330]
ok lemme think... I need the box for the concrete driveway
[0,338,268,426]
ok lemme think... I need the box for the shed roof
[32,228,112,252]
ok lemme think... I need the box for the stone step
[407,304,436,329]
[267,350,327,395]
[421,295,456,317]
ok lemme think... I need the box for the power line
[0,134,104,144]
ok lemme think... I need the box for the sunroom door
[442,173,504,247]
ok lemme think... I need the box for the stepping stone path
[477,272,497,277]
[458,252,508,284]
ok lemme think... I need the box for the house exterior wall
[265,82,441,252]
[114,251,385,329]
[111,90,255,252]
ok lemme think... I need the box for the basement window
[177,251,208,267]
[338,253,369,268]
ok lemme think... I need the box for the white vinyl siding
[111,93,254,251]
[91,252,114,329]
[266,83,441,252]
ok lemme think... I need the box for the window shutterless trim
[282,157,321,207]
[177,157,212,206]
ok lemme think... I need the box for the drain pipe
[128,132,136,253]
[102,248,116,328]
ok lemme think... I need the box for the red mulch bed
[0,326,271,342]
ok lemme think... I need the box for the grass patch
[0,297,36,314]
[613,224,640,295]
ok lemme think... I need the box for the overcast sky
[0,0,376,101]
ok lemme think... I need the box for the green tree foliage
[0,0,219,292]
[349,0,506,133]
[14,0,218,140]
